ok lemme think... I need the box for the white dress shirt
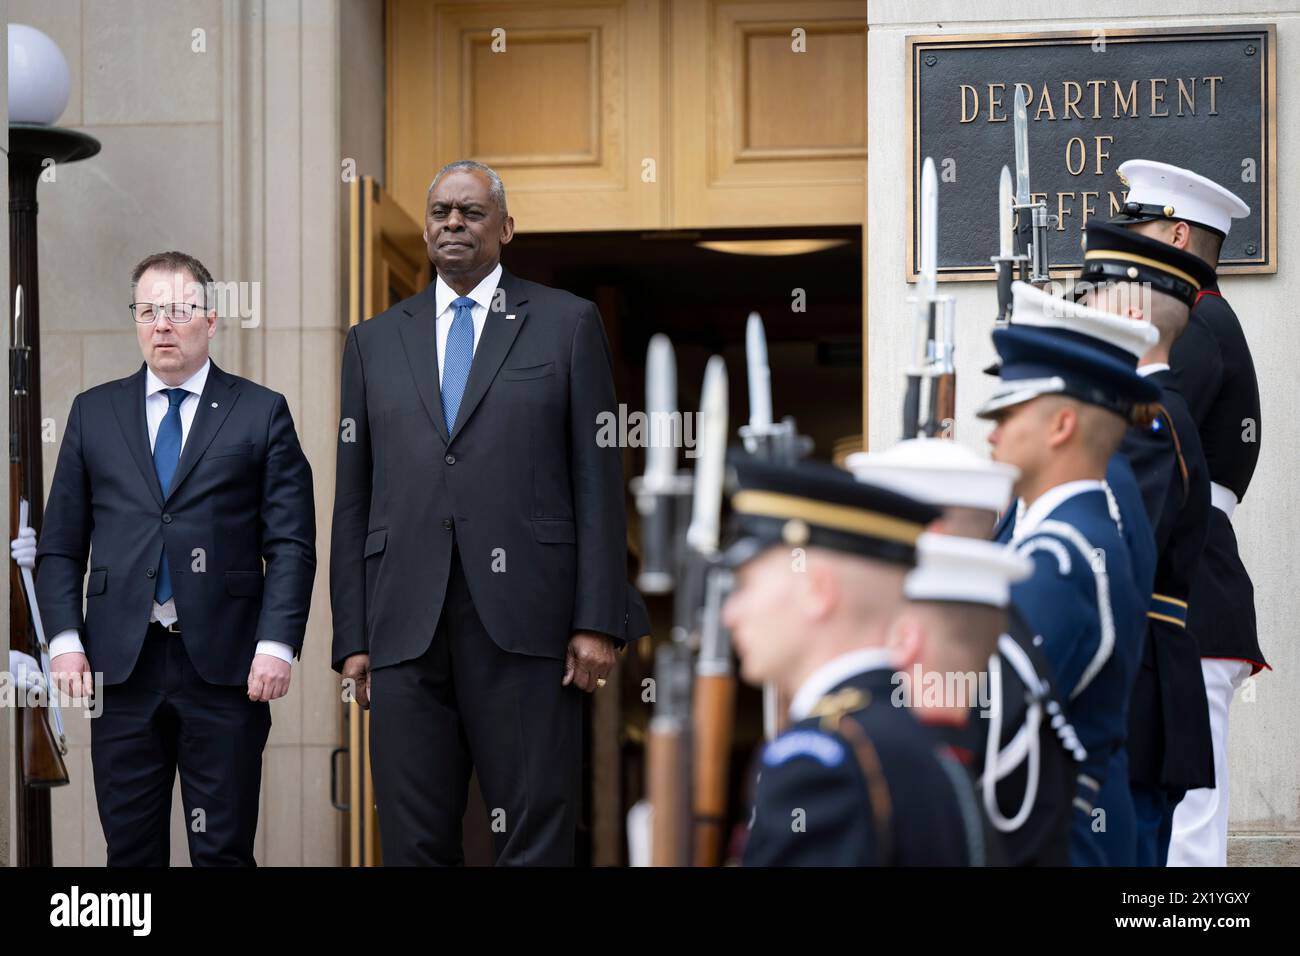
[788,648,896,722]
[48,359,295,666]
[434,262,501,379]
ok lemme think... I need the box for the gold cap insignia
[782,518,810,546]
[1163,205,1175,217]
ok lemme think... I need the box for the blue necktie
[441,296,476,433]
[153,387,187,603]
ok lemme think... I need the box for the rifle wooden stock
[647,721,690,866]
[691,672,736,866]
[10,470,70,791]
[932,372,956,438]
[20,707,68,788]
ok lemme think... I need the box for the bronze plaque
[907,26,1277,281]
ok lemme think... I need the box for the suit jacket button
[445,454,456,465]
[442,518,453,531]
[162,513,173,524]
[146,567,156,578]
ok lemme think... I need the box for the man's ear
[500,214,515,246]
[1047,402,1077,450]
[887,611,924,672]
[800,558,839,624]
[1171,220,1192,250]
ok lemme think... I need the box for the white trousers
[1166,658,1253,866]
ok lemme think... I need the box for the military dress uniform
[1108,159,1264,866]
[724,455,992,867]
[1073,220,1219,866]
[847,438,1080,867]
[978,282,1158,866]
[1170,285,1263,678]
[744,664,990,866]
[974,606,1082,867]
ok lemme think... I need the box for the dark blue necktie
[153,387,187,603]
[441,296,476,433]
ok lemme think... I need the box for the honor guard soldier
[1075,221,1217,866]
[977,283,1156,866]
[720,455,989,866]
[1108,159,1264,866]
[848,438,1081,866]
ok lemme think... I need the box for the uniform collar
[145,358,211,399]
[434,262,503,318]
[789,648,894,722]
[1013,479,1104,542]
[1137,362,1170,377]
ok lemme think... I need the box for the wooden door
[342,175,431,866]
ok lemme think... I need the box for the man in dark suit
[331,161,627,865]
[30,250,316,866]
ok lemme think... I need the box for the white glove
[8,649,46,692]
[11,526,37,570]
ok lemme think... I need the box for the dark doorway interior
[503,225,864,465]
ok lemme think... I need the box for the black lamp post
[8,123,101,866]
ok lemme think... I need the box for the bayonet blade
[745,312,772,431]
[644,334,678,487]
[1013,86,1031,205]
[685,356,728,557]
[998,166,1014,258]
[919,157,938,302]
[13,284,25,348]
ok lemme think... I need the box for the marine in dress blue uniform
[720,455,989,866]
[1107,159,1263,866]
[977,282,1157,866]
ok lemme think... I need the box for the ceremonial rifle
[647,356,727,866]
[10,284,71,799]
[904,158,956,441]
[630,335,692,594]
[1012,85,1055,286]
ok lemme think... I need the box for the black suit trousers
[369,543,582,866]
[90,623,271,866]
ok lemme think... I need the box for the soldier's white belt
[1210,481,1238,519]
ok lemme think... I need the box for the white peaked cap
[904,532,1033,608]
[844,438,1020,513]
[1010,281,1157,359]
[1117,159,1250,237]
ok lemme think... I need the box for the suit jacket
[330,267,628,670]
[36,361,317,686]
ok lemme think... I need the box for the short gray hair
[428,160,508,216]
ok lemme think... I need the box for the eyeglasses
[129,302,207,324]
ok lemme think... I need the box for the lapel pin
[211,402,219,408]
[506,314,516,321]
